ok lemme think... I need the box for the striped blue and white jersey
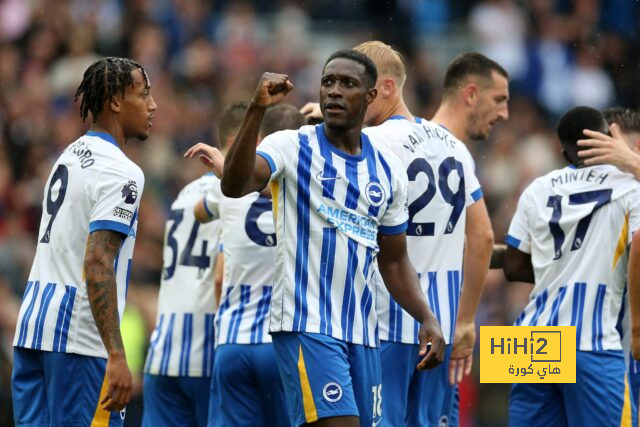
[14,131,144,359]
[256,124,409,348]
[620,291,640,374]
[202,182,276,346]
[364,117,483,345]
[507,164,640,351]
[144,174,221,377]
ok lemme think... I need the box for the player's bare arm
[84,229,132,412]
[578,123,640,180]
[628,231,640,360]
[377,232,445,370]
[503,245,535,284]
[490,244,507,269]
[450,199,493,384]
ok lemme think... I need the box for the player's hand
[252,72,294,108]
[101,352,133,412]
[300,102,323,124]
[184,143,225,177]
[578,123,639,172]
[449,321,475,385]
[416,311,445,371]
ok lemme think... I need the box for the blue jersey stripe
[360,284,374,347]
[377,151,393,207]
[388,295,398,342]
[250,286,272,344]
[341,239,359,342]
[427,272,441,325]
[319,228,337,335]
[32,283,56,349]
[125,259,132,299]
[546,286,567,326]
[160,313,176,375]
[591,284,607,351]
[53,287,70,351]
[17,281,36,347]
[447,271,461,342]
[344,158,361,210]
[293,133,312,331]
[202,314,215,376]
[144,314,164,372]
[529,290,548,326]
[179,313,193,375]
[228,285,251,343]
[571,283,587,343]
[447,271,462,342]
[53,285,76,352]
[216,287,233,342]
[515,310,526,326]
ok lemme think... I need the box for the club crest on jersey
[365,182,385,207]
[322,382,342,402]
[121,180,138,204]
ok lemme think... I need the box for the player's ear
[109,95,122,114]
[365,87,377,106]
[462,83,477,107]
[381,77,395,98]
[561,149,573,165]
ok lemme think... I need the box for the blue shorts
[142,374,211,427]
[271,332,381,427]
[509,350,626,427]
[381,341,458,427]
[12,347,124,426]
[209,343,288,427]
[628,372,640,427]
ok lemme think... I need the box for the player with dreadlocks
[12,57,156,426]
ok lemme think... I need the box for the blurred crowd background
[0,0,638,425]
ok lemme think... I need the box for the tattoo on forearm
[85,230,125,353]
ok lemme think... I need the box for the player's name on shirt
[14,131,144,359]
[508,164,640,352]
[256,124,409,347]
[363,117,483,345]
[145,174,221,377]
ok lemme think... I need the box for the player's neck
[90,119,127,150]
[323,123,363,156]
[432,101,469,142]
[377,98,413,126]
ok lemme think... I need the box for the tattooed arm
[84,229,132,412]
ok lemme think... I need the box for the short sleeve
[460,145,483,206]
[379,162,409,235]
[203,182,222,220]
[89,161,144,236]
[256,130,298,180]
[627,185,640,241]
[506,185,533,254]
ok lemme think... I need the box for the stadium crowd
[1,0,639,426]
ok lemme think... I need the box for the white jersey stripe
[546,286,567,326]
[52,285,76,352]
